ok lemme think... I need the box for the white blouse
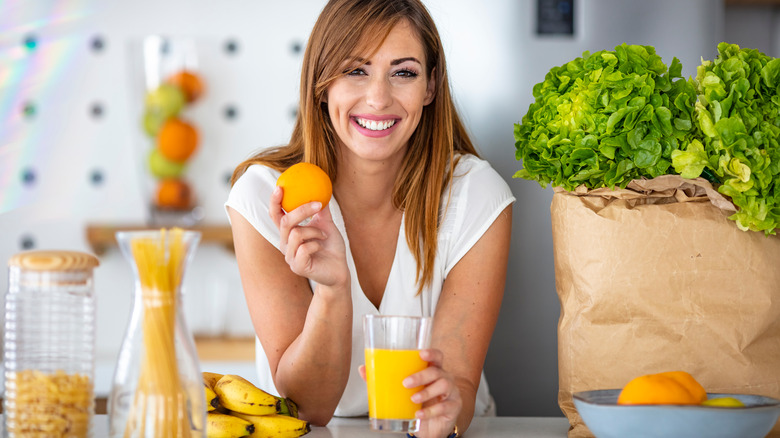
[225,154,516,417]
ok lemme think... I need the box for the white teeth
[356,118,396,131]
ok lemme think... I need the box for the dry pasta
[124,228,193,437]
[5,369,92,437]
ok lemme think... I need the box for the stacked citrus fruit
[617,371,744,407]
[143,70,205,211]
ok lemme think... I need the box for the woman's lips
[351,115,400,138]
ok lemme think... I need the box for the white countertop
[83,415,570,437]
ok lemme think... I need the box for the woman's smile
[351,114,400,137]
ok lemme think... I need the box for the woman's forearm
[454,376,477,434]
[273,283,353,425]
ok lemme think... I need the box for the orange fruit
[158,118,198,163]
[155,178,192,210]
[276,162,333,212]
[657,371,707,403]
[617,371,707,405]
[166,70,205,103]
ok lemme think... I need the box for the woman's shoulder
[453,153,487,172]
[450,153,511,193]
[226,164,280,213]
[234,163,282,186]
[229,164,280,198]
[225,163,283,246]
[438,154,515,274]
[442,153,515,219]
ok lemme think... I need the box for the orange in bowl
[276,162,332,213]
[617,371,707,405]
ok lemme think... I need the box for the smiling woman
[224,1,515,437]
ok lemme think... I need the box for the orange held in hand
[158,118,199,163]
[276,162,333,212]
[617,371,707,405]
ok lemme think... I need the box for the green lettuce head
[514,43,698,190]
[671,42,780,234]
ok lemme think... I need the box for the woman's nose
[365,77,392,110]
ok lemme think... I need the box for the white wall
[1,0,775,417]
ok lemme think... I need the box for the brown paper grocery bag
[552,175,780,438]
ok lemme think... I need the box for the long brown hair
[231,0,479,294]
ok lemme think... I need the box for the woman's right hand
[270,186,349,289]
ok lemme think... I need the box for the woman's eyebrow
[391,57,421,66]
[351,56,422,66]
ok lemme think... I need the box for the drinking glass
[363,314,433,433]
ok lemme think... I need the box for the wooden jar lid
[8,251,100,271]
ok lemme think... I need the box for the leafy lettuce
[671,42,780,234]
[514,43,698,190]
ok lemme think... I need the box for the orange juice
[365,348,427,419]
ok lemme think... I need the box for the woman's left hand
[358,348,462,438]
[405,348,461,438]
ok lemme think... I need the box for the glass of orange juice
[363,314,433,433]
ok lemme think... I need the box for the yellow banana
[232,412,311,438]
[215,374,280,415]
[206,412,255,438]
[204,371,224,389]
[205,383,220,412]
[277,396,299,418]
[203,371,224,412]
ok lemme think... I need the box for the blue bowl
[573,389,780,438]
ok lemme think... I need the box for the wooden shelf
[85,223,234,255]
[195,336,256,362]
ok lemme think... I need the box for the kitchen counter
[84,415,571,437]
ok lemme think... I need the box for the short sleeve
[224,164,283,250]
[440,155,516,275]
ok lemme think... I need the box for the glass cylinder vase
[108,229,205,437]
[130,35,207,227]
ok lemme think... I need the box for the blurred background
[0,0,775,417]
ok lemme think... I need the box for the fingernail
[416,410,425,419]
[402,378,412,388]
[312,202,322,211]
[411,394,421,403]
[273,186,281,196]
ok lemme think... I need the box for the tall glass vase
[129,35,207,227]
[108,229,205,437]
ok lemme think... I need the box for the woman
[225,0,514,437]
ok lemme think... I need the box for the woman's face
[325,19,435,167]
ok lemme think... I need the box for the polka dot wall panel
[0,0,326,358]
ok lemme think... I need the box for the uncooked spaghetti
[124,228,192,437]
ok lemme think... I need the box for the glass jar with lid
[4,250,100,437]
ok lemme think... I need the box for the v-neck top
[225,153,516,417]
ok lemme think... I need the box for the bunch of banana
[204,372,310,438]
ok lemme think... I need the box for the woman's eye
[394,69,419,78]
[345,68,366,76]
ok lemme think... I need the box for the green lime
[148,148,186,179]
[145,83,185,121]
[702,397,745,407]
